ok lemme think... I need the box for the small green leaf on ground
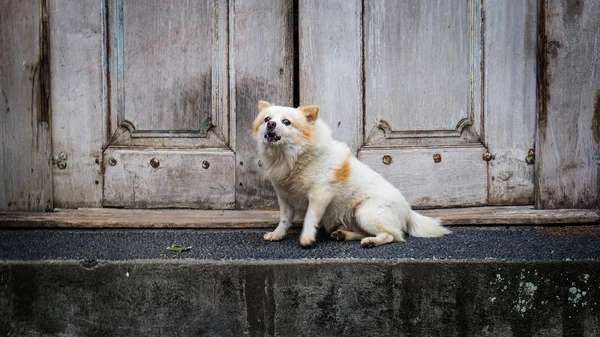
[166,244,192,253]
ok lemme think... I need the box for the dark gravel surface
[0,227,599,261]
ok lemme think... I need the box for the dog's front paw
[264,232,284,241]
[299,235,316,248]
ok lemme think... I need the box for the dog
[254,100,451,248]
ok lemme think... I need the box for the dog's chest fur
[267,150,322,203]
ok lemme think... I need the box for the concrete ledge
[1,227,599,336]
[1,260,598,337]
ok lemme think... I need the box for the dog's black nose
[267,121,276,129]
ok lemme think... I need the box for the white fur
[255,103,451,247]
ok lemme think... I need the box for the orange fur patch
[253,110,269,135]
[334,156,352,184]
[292,116,313,144]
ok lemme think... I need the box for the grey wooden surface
[299,0,362,154]
[232,0,294,209]
[0,0,52,211]
[49,0,106,208]
[358,0,488,207]
[102,0,233,208]
[364,0,470,136]
[2,206,598,228]
[103,149,235,209]
[484,0,538,205]
[536,0,600,209]
[2,0,597,211]
[359,147,487,207]
[122,0,212,132]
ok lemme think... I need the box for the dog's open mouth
[264,131,281,143]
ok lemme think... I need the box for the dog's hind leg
[330,229,365,241]
[360,232,395,247]
[355,201,405,248]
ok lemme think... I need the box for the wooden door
[300,0,538,207]
[103,0,234,208]
[53,0,537,209]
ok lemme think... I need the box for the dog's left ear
[258,100,271,112]
[299,105,319,124]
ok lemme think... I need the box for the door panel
[103,149,234,208]
[49,0,105,208]
[104,0,233,208]
[361,0,486,206]
[299,0,362,153]
[485,1,537,205]
[232,0,294,209]
[300,0,536,208]
[365,0,470,134]
[122,0,213,132]
[364,0,482,148]
[358,148,487,207]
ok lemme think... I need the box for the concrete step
[1,227,599,337]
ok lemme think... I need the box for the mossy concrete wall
[1,260,598,337]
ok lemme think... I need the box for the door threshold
[0,206,598,229]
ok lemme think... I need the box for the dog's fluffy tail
[407,210,451,238]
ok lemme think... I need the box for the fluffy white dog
[254,100,451,248]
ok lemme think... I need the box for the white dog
[254,100,451,248]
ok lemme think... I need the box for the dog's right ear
[258,100,271,112]
[299,105,319,124]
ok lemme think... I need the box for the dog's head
[253,100,320,147]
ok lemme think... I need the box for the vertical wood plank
[231,0,294,209]
[122,0,213,132]
[49,0,106,208]
[0,0,52,211]
[364,0,470,134]
[536,0,600,209]
[299,0,362,153]
[484,0,538,205]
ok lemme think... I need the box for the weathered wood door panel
[103,0,234,208]
[0,0,52,211]
[38,0,538,209]
[300,0,537,208]
[361,0,485,207]
[536,0,600,209]
[49,0,106,208]
[485,0,538,205]
[232,0,294,209]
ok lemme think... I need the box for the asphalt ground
[1,226,599,261]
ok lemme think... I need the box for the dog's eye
[264,117,271,123]
[282,119,291,126]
